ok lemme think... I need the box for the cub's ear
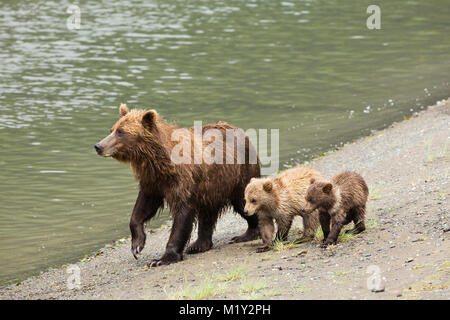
[263,181,273,192]
[309,178,315,184]
[119,103,129,117]
[142,110,158,130]
[322,183,332,194]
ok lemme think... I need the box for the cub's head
[94,104,159,163]
[303,178,334,213]
[244,178,278,216]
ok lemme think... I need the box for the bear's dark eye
[116,129,125,135]
[251,199,256,204]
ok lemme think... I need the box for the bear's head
[303,178,335,213]
[244,177,278,216]
[94,104,160,163]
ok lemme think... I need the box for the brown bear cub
[95,104,261,267]
[303,171,368,248]
[244,166,322,252]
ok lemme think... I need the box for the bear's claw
[131,246,141,260]
[147,259,163,267]
[229,228,260,243]
[186,240,213,254]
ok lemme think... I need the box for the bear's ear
[322,183,332,194]
[310,178,315,184]
[142,110,158,130]
[119,104,129,117]
[263,181,273,193]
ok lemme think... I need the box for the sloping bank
[1,99,449,300]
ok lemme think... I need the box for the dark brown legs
[322,217,343,247]
[320,206,366,248]
[345,206,366,234]
[148,205,195,267]
[186,210,216,254]
[275,217,293,242]
[256,215,274,252]
[129,191,163,259]
[295,210,320,243]
[230,197,260,243]
[319,211,331,243]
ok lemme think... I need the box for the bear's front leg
[318,211,331,242]
[148,206,195,267]
[255,214,274,253]
[321,213,343,248]
[275,216,293,242]
[129,191,163,259]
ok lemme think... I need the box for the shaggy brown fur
[244,166,322,252]
[94,104,260,267]
[303,171,369,247]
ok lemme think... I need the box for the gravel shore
[1,99,449,300]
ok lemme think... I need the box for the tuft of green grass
[439,261,450,267]
[217,266,247,282]
[167,279,224,300]
[239,280,269,295]
[366,218,378,230]
[263,289,282,297]
[314,226,324,241]
[425,139,448,162]
[338,231,356,242]
[333,271,348,277]
[293,284,311,294]
[369,184,384,200]
[313,226,358,243]
[271,238,301,251]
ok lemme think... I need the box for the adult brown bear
[94,104,260,267]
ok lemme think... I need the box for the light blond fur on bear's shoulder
[244,166,322,252]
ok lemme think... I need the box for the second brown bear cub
[303,171,368,248]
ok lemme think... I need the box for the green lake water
[0,0,449,286]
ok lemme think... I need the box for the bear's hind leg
[186,209,218,254]
[229,197,260,243]
[295,210,320,243]
[346,206,366,234]
[148,206,195,267]
[275,216,293,242]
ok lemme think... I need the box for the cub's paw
[294,236,312,244]
[147,252,182,268]
[186,240,213,254]
[320,239,336,248]
[256,246,270,253]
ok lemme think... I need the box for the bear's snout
[94,143,103,155]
